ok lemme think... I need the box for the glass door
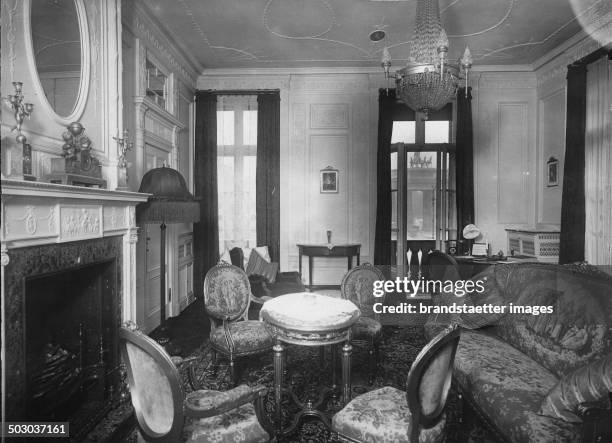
[390,108,455,279]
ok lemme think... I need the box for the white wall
[198,72,379,285]
[471,72,538,253]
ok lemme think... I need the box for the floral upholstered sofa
[425,262,612,442]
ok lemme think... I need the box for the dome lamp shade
[136,166,200,224]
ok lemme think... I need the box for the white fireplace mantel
[1,179,150,323]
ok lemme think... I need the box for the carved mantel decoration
[0,179,149,322]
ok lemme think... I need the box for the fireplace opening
[25,259,119,439]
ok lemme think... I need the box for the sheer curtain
[217,95,258,253]
[585,55,612,266]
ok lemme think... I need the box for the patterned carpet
[86,297,497,442]
[183,325,425,442]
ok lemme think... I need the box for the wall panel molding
[497,102,529,223]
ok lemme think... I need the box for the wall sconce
[113,129,133,190]
[2,81,35,180]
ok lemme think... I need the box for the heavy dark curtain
[256,91,281,263]
[193,91,218,297]
[559,64,587,264]
[374,89,414,265]
[455,87,474,238]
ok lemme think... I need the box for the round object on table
[260,292,360,345]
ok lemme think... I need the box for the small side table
[297,243,361,289]
[260,292,360,438]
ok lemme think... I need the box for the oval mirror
[29,0,86,119]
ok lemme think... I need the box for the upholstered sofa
[425,262,612,442]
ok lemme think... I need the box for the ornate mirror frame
[23,0,91,125]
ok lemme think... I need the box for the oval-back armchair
[203,262,274,385]
[332,324,462,442]
[340,263,386,384]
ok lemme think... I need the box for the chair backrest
[340,263,386,312]
[229,247,245,270]
[204,262,251,321]
[422,250,461,283]
[119,327,184,443]
[406,324,462,439]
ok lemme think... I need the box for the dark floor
[149,298,211,357]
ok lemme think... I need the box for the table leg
[309,255,314,289]
[357,253,360,266]
[298,250,303,278]
[348,256,352,270]
[274,339,284,436]
[331,344,338,392]
[341,341,353,404]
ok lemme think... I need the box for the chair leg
[374,340,381,364]
[368,346,376,385]
[210,350,218,376]
[230,356,237,386]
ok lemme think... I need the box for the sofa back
[483,263,612,378]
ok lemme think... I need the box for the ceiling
[145,0,608,72]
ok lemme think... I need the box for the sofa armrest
[580,396,612,443]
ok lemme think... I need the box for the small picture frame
[471,242,488,257]
[547,157,559,187]
[320,167,338,193]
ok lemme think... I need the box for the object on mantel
[46,122,106,188]
[1,81,35,181]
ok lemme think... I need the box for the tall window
[217,95,257,253]
[390,104,455,276]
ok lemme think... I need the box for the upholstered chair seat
[209,320,274,355]
[340,263,387,383]
[183,402,268,442]
[332,386,445,443]
[332,325,462,443]
[352,316,383,340]
[119,327,270,443]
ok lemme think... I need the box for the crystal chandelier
[380,0,473,118]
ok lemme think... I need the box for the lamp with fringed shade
[137,166,200,343]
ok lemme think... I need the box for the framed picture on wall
[320,166,338,193]
[547,157,559,187]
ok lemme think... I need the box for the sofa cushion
[540,353,612,423]
[455,330,580,442]
[246,249,278,284]
[490,264,612,378]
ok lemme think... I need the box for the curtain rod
[197,89,280,95]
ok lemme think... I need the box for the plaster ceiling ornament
[380,0,473,118]
[147,0,591,69]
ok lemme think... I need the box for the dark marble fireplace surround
[4,236,123,439]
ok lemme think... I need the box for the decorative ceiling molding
[144,0,609,69]
[127,2,200,85]
[290,75,369,92]
[478,72,537,89]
